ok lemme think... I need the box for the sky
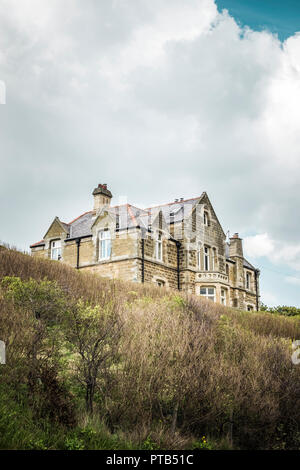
[0,0,300,306]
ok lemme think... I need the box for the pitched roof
[30,239,45,248]
[30,196,202,245]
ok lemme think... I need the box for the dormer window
[51,240,61,260]
[99,230,111,260]
[156,232,163,261]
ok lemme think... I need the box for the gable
[44,217,68,240]
[91,209,116,232]
[193,192,226,238]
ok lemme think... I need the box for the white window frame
[199,286,216,302]
[204,246,210,271]
[99,229,111,260]
[156,232,163,261]
[221,288,227,305]
[51,240,62,261]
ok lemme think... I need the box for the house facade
[30,183,260,310]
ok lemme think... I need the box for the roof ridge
[145,196,201,210]
[68,210,94,225]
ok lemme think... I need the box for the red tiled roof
[30,239,45,248]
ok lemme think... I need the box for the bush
[0,248,300,449]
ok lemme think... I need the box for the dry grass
[0,247,300,449]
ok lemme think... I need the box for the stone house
[30,183,260,310]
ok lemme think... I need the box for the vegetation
[260,303,300,317]
[0,248,300,450]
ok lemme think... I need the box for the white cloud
[244,233,300,271]
[244,233,275,258]
[0,0,299,299]
[285,276,300,286]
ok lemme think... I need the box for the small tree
[63,299,122,415]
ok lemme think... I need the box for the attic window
[204,211,209,226]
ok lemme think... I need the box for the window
[200,287,216,302]
[156,232,163,261]
[221,288,227,305]
[197,247,201,270]
[204,211,209,226]
[247,305,254,312]
[246,272,251,290]
[99,230,111,260]
[212,247,217,271]
[204,246,210,271]
[51,240,61,260]
[156,279,165,287]
[226,264,229,276]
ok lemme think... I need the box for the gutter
[76,238,81,269]
[254,269,260,311]
[141,238,145,283]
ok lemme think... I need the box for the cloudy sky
[0,0,300,306]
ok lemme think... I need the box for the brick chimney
[92,183,112,211]
[229,233,243,258]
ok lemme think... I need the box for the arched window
[99,230,111,260]
[156,232,163,261]
[204,210,209,226]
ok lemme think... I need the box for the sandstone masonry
[30,184,260,310]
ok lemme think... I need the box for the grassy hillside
[0,247,300,450]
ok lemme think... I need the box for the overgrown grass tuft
[0,248,300,450]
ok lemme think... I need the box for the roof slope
[31,195,203,245]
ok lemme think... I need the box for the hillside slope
[0,248,300,450]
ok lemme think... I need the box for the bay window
[200,287,216,302]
